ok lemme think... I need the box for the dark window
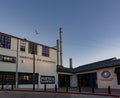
[42,46,49,57]
[20,40,26,52]
[0,34,11,49]
[117,73,120,84]
[18,73,38,84]
[0,72,15,85]
[0,55,16,63]
[28,42,37,54]
[0,55,3,61]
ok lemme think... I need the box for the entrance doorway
[58,74,70,87]
[78,73,97,87]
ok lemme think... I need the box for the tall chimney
[57,39,60,65]
[59,27,63,66]
[69,58,73,69]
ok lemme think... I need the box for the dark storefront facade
[78,73,97,87]
[58,74,70,87]
[0,71,38,85]
[0,71,15,85]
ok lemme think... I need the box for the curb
[0,89,120,97]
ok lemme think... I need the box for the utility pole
[33,43,36,90]
[15,39,19,88]
[32,30,39,90]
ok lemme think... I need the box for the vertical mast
[57,39,60,65]
[59,27,63,66]
[69,58,73,69]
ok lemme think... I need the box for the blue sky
[0,0,120,68]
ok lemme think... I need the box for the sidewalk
[0,87,120,96]
[0,87,120,98]
[0,91,119,98]
[34,87,120,95]
[56,87,120,95]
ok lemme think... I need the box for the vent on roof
[111,57,117,61]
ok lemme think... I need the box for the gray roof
[57,57,120,73]
[74,57,120,73]
[58,67,74,73]
[57,65,74,73]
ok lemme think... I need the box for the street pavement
[0,91,118,98]
[0,87,120,98]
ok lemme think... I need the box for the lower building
[57,58,120,89]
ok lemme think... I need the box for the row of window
[0,55,16,63]
[0,34,50,57]
[0,72,38,85]
[0,72,55,85]
[20,41,50,57]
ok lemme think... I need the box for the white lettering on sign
[40,76,55,84]
[20,56,55,64]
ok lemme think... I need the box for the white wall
[76,67,120,89]
[18,41,58,88]
[97,67,120,89]
[0,35,58,89]
[0,38,17,72]
[70,74,78,87]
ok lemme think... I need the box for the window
[0,72,15,85]
[117,74,120,84]
[20,40,26,52]
[0,55,3,61]
[28,42,37,54]
[0,55,16,63]
[0,34,11,49]
[42,46,49,57]
[115,67,120,85]
[20,75,29,81]
[3,74,14,82]
[18,73,38,84]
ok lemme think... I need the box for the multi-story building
[0,32,57,89]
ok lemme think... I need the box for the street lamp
[32,42,36,90]
[32,30,39,90]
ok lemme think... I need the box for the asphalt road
[0,91,118,98]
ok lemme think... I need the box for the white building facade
[74,66,120,89]
[1,32,120,90]
[72,58,120,89]
[0,32,58,89]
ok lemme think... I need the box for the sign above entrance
[40,76,55,84]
